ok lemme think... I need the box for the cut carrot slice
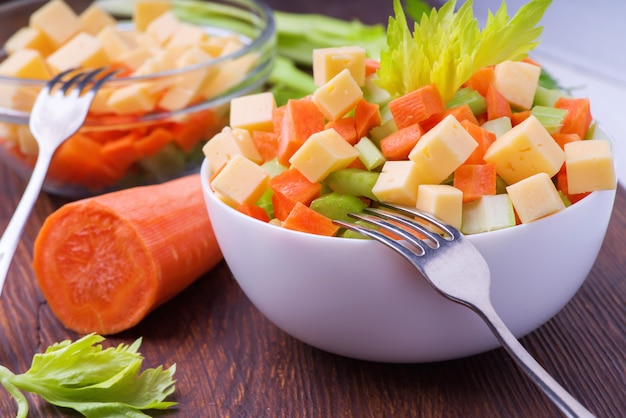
[380,123,422,161]
[133,127,174,157]
[510,110,532,126]
[237,203,270,222]
[277,98,325,166]
[354,98,381,139]
[32,174,222,335]
[282,201,340,236]
[486,83,512,121]
[461,120,496,165]
[326,116,358,145]
[252,130,279,162]
[388,83,445,129]
[269,167,322,206]
[554,97,592,139]
[446,104,479,125]
[453,163,497,203]
[463,66,494,97]
[551,132,581,150]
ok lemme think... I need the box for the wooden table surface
[1,0,625,417]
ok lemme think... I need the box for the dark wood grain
[1,1,625,417]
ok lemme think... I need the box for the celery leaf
[377,0,552,102]
[0,334,176,417]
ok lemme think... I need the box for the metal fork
[0,68,117,296]
[334,202,595,418]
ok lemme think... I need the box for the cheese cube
[79,4,116,36]
[3,27,53,56]
[46,32,110,73]
[89,87,114,114]
[408,115,478,184]
[97,26,133,61]
[484,115,565,185]
[313,46,366,86]
[230,92,276,133]
[29,0,82,48]
[564,139,616,194]
[494,60,541,110]
[289,128,359,183]
[17,125,38,155]
[506,172,565,223]
[107,82,158,114]
[210,154,270,208]
[415,184,463,229]
[145,10,181,46]
[203,53,257,98]
[166,23,207,50]
[116,45,153,71]
[0,49,51,79]
[371,160,422,206]
[0,84,39,111]
[313,68,363,121]
[134,0,172,31]
[202,127,263,174]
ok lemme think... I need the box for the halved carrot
[453,163,497,203]
[282,201,340,236]
[485,83,512,120]
[379,123,422,161]
[354,98,381,139]
[554,97,592,139]
[463,66,494,97]
[326,116,358,145]
[388,83,445,129]
[252,130,279,162]
[461,120,496,165]
[277,97,325,166]
[32,174,222,335]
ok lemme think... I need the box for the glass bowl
[0,0,276,198]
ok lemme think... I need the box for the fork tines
[46,67,118,96]
[334,202,459,256]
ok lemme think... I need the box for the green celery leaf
[2,334,176,417]
[377,0,552,102]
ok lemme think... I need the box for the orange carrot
[269,167,322,206]
[551,132,581,150]
[171,109,221,152]
[554,97,592,139]
[282,201,340,236]
[510,110,532,126]
[388,83,445,129]
[354,98,381,139]
[133,127,174,157]
[100,131,142,172]
[271,190,296,221]
[453,163,497,203]
[364,58,380,76]
[446,104,479,125]
[32,174,222,335]
[272,104,287,136]
[379,123,423,160]
[485,83,512,120]
[463,66,494,97]
[461,120,496,165]
[556,166,590,204]
[346,157,368,170]
[326,116,358,145]
[252,130,279,162]
[277,98,325,166]
[237,203,270,222]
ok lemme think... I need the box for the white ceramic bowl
[200,129,616,363]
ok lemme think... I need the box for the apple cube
[506,172,565,224]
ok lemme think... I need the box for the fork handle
[476,303,596,418]
[0,152,53,296]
